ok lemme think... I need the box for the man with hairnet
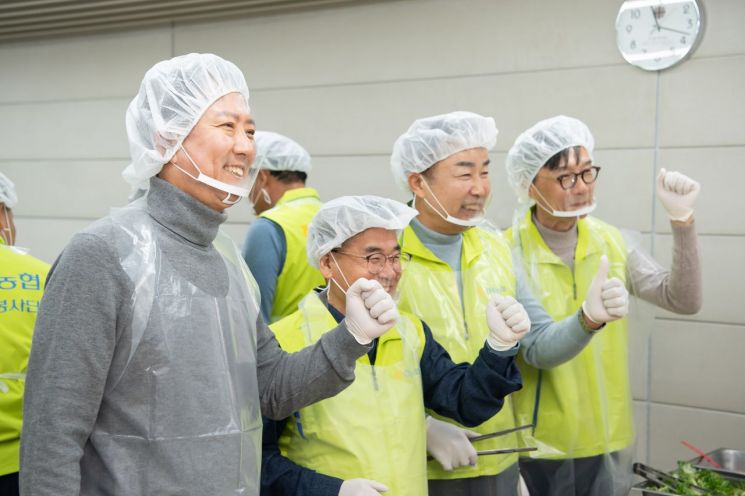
[504,115,702,495]
[242,131,324,323]
[260,195,525,496]
[389,111,630,496]
[0,173,49,496]
[20,54,394,496]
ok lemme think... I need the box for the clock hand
[650,6,661,31]
[658,25,691,36]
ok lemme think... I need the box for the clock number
[688,18,694,28]
[626,24,632,33]
[630,40,637,50]
[631,8,641,19]
[683,4,690,14]
[681,36,687,44]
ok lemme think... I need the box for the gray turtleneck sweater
[20,177,368,496]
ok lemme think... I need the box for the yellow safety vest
[260,187,325,322]
[0,245,49,476]
[273,293,428,496]
[397,225,519,480]
[506,211,633,459]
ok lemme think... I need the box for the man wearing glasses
[389,111,631,496]
[504,115,702,495]
[260,195,528,496]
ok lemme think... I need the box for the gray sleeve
[255,314,371,421]
[20,233,130,496]
[514,260,593,370]
[628,221,702,314]
[242,218,286,323]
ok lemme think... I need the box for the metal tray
[630,463,745,496]
[631,475,745,495]
[688,448,745,479]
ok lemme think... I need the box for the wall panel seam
[647,400,745,417]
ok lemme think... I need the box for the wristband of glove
[578,308,605,335]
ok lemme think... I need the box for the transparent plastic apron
[397,225,520,480]
[277,293,428,495]
[510,211,634,496]
[81,203,262,495]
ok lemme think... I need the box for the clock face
[616,0,703,71]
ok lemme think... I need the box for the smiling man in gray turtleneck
[19,53,396,496]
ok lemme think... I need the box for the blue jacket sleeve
[242,218,286,323]
[420,322,522,427]
[261,416,343,496]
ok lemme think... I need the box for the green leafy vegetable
[649,462,745,495]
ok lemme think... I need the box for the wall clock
[616,0,703,71]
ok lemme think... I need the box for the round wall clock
[616,0,704,71]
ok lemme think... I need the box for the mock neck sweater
[410,216,464,298]
[21,177,368,496]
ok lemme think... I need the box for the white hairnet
[390,111,498,193]
[307,195,418,268]
[0,172,18,208]
[505,115,595,203]
[254,131,312,173]
[122,53,251,192]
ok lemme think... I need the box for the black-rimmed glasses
[540,166,601,190]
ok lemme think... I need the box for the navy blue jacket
[261,302,522,496]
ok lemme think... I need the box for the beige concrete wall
[1,0,743,473]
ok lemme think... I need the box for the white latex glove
[426,416,479,471]
[581,255,629,325]
[486,295,531,351]
[339,478,389,495]
[345,278,398,344]
[657,168,700,222]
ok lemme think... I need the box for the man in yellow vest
[242,131,324,323]
[261,195,529,496]
[389,111,631,496]
[504,115,702,495]
[0,173,50,496]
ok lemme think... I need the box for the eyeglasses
[331,250,412,274]
[539,166,601,190]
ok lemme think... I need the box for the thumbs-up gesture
[657,168,700,222]
[486,295,531,351]
[581,255,629,326]
[344,278,398,344]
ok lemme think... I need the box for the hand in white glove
[345,278,398,344]
[581,255,629,326]
[426,416,479,471]
[486,295,531,351]
[657,168,700,222]
[339,478,389,495]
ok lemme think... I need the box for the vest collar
[276,187,320,206]
[401,224,483,267]
[518,209,603,264]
